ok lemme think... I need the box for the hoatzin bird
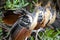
[1,1,57,40]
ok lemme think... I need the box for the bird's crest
[32,1,42,7]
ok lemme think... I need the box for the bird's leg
[31,28,44,40]
[30,28,45,40]
[35,28,44,40]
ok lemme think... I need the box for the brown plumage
[13,28,31,40]
[2,10,21,26]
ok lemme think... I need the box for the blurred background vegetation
[0,0,60,40]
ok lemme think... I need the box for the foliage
[0,11,2,22]
[27,0,38,12]
[0,28,2,40]
[4,0,39,12]
[4,0,29,10]
[29,28,60,40]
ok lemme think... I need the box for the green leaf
[30,36,34,40]
[22,0,24,5]
[23,3,29,7]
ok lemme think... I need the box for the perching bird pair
[2,1,56,40]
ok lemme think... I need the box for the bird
[1,0,57,40]
[11,1,56,40]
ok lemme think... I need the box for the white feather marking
[27,15,33,23]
